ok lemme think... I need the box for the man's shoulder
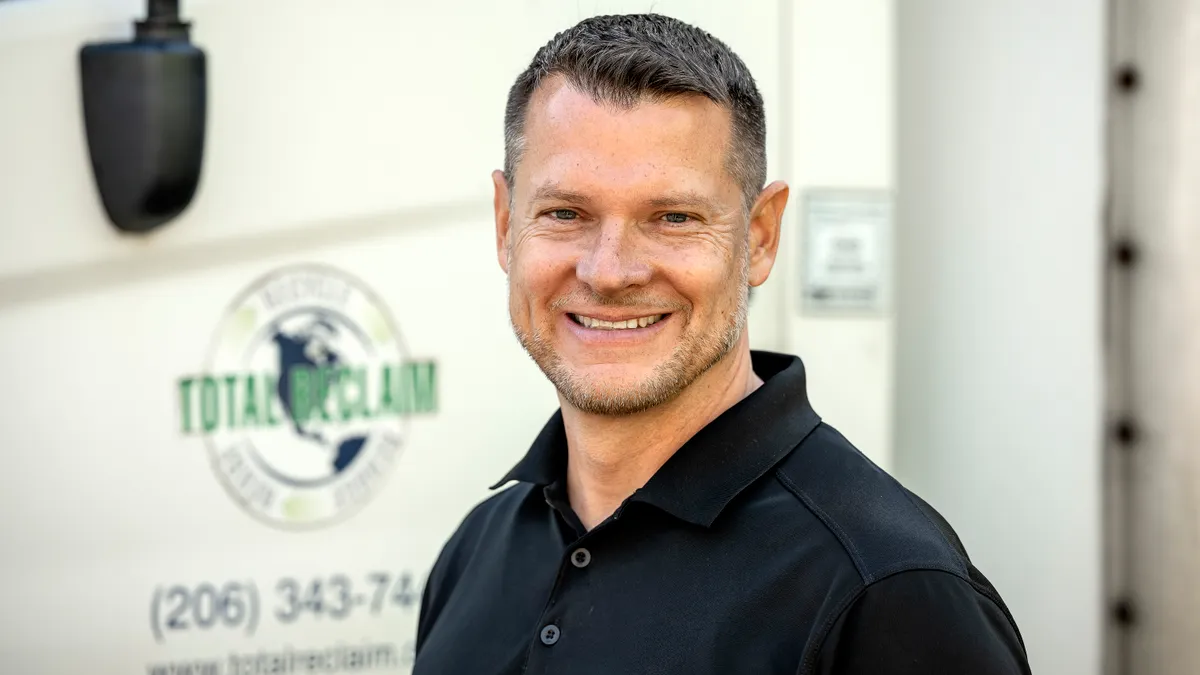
[416,481,536,645]
[773,422,974,586]
[435,480,536,564]
[767,422,1029,673]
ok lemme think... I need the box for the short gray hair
[503,14,768,208]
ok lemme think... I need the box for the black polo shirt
[413,351,1031,674]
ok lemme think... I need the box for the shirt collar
[490,350,822,527]
[490,408,567,489]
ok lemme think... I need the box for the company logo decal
[178,264,437,528]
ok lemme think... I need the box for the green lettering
[264,374,281,426]
[336,366,355,421]
[290,367,313,424]
[178,377,195,433]
[315,366,333,422]
[242,375,260,427]
[409,361,438,413]
[200,376,220,433]
[378,365,395,416]
[223,375,239,430]
[355,367,372,419]
[393,364,412,414]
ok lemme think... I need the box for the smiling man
[413,14,1031,675]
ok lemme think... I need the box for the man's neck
[561,339,763,530]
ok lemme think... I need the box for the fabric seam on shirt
[774,468,871,582]
[872,568,1029,659]
[865,560,966,584]
[704,442,796,528]
[962,576,1029,654]
[893,488,1025,649]
[797,566,1019,675]
[700,412,822,527]
[796,582,867,675]
[896,487,970,576]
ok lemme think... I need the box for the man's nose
[575,220,651,295]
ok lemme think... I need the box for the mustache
[548,292,687,313]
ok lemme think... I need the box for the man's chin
[551,364,683,416]
[559,387,670,416]
[570,360,656,380]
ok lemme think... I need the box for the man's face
[495,79,781,415]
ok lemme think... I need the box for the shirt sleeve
[811,569,1032,675]
[414,524,466,655]
[413,549,445,654]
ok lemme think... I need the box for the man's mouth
[569,313,667,330]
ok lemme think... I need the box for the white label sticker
[801,190,891,314]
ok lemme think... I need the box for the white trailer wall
[895,2,1105,674]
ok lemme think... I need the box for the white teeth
[573,314,664,330]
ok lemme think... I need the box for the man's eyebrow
[644,191,723,212]
[527,185,723,213]
[529,184,592,205]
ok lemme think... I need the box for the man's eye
[550,209,578,220]
[662,213,690,224]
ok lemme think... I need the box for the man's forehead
[523,78,731,151]
[517,78,738,198]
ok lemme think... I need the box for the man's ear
[493,169,512,274]
[747,181,789,287]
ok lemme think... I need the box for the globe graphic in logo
[257,313,375,484]
[196,264,435,529]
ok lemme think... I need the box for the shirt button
[540,624,560,645]
[570,547,592,568]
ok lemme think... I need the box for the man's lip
[564,310,673,322]
[560,311,672,339]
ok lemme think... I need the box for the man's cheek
[513,249,562,284]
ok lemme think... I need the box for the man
[414,14,1031,675]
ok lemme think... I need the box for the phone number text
[150,571,423,643]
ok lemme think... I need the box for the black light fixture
[79,0,207,234]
